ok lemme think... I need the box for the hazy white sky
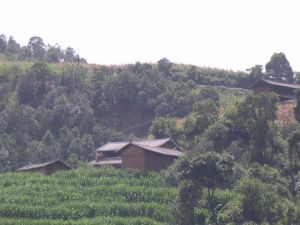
[1,0,300,71]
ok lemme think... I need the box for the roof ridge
[132,143,183,156]
[17,159,71,171]
[135,143,177,150]
[134,137,171,141]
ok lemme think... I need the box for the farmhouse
[17,160,72,175]
[249,78,300,102]
[91,138,183,171]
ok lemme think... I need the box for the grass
[0,167,177,225]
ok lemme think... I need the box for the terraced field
[0,167,177,225]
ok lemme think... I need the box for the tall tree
[158,57,173,78]
[265,52,294,82]
[64,47,76,62]
[28,36,46,61]
[178,152,234,225]
[232,93,278,163]
[0,34,7,53]
[6,36,20,55]
[17,62,52,107]
[46,44,63,63]
[246,65,264,84]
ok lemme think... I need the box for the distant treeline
[0,34,86,63]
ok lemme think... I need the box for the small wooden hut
[249,78,300,102]
[17,160,72,175]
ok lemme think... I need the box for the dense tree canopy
[265,52,294,82]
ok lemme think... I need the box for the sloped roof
[96,138,181,153]
[250,78,300,90]
[17,160,72,171]
[132,144,183,157]
[134,138,172,147]
[96,142,130,152]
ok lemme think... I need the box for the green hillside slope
[0,167,176,225]
[0,60,250,172]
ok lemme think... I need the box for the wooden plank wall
[122,145,146,170]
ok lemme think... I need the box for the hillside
[1,36,300,224]
[0,167,176,225]
[0,59,250,172]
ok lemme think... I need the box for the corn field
[0,167,177,225]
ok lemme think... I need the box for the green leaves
[238,178,284,224]
[265,52,294,82]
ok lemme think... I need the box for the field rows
[0,217,168,225]
[0,167,176,225]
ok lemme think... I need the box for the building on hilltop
[90,138,183,171]
[249,78,300,102]
[17,160,72,175]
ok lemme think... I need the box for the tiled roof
[250,78,300,89]
[96,138,177,153]
[134,138,171,147]
[134,144,183,157]
[96,142,130,152]
[17,160,71,171]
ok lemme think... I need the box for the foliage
[174,151,234,225]
[149,117,180,139]
[238,178,284,224]
[183,100,219,142]
[265,52,294,82]
[1,38,300,225]
[228,93,279,164]
[0,34,86,63]
[287,130,300,199]
[0,52,251,171]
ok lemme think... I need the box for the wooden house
[121,143,183,171]
[91,138,183,171]
[17,160,72,175]
[249,78,300,102]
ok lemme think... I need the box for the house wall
[122,145,177,171]
[45,162,70,175]
[144,151,176,172]
[22,167,48,175]
[272,86,295,96]
[122,145,146,170]
[253,85,272,95]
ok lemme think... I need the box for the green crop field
[0,167,177,225]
